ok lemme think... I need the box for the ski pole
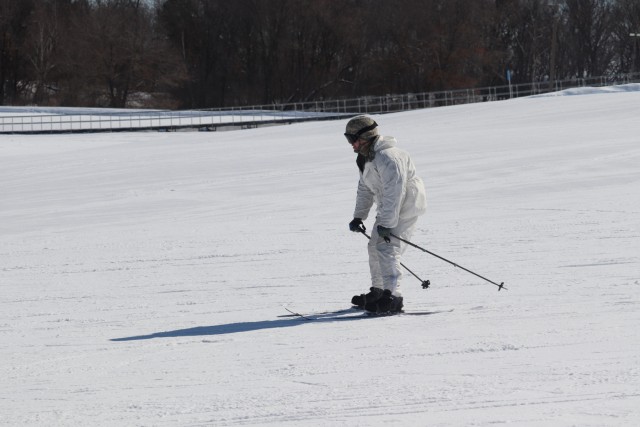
[390,233,506,291]
[358,227,430,289]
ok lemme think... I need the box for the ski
[366,309,454,317]
[282,307,314,320]
[280,307,362,319]
[282,306,452,321]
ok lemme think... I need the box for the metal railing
[2,73,639,134]
[0,109,344,134]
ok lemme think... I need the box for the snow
[532,82,640,97]
[1,87,639,426]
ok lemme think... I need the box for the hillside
[1,87,639,426]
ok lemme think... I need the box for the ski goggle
[344,121,378,144]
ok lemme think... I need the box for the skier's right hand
[349,218,365,232]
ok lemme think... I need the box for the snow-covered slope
[1,87,639,426]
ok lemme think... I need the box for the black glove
[377,225,392,242]
[349,218,365,232]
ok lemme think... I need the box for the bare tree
[562,0,617,77]
[0,0,34,104]
[23,0,62,104]
[67,0,184,107]
[610,0,640,73]
[3,0,639,109]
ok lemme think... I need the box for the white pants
[368,216,419,296]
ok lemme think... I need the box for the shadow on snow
[110,315,367,341]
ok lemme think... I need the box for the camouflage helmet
[344,115,379,143]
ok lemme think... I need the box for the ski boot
[351,287,384,309]
[364,289,403,314]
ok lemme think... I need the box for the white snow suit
[353,135,427,295]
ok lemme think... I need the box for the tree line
[1,0,639,109]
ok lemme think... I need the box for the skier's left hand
[377,225,391,242]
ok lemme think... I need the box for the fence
[2,73,639,134]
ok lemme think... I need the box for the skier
[345,115,427,313]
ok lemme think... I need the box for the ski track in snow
[2,87,640,426]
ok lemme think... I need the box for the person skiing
[345,115,427,313]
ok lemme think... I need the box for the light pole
[631,33,640,75]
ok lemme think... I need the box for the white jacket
[353,136,427,228]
